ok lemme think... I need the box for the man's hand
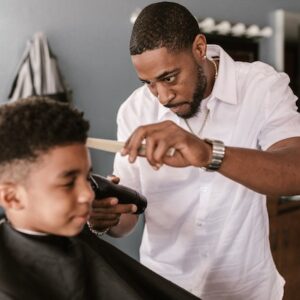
[121,120,212,169]
[88,176,137,233]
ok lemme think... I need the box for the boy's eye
[63,180,75,188]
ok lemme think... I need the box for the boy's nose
[78,180,95,204]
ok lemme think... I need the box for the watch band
[202,138,225,171]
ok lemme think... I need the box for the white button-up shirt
[113,45,300,299]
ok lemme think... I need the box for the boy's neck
[6,218,48,236]
[14,227,48,236]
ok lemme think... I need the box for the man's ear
[0,183,25,210]
[192,34,207,63]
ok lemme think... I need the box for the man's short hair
[130,1,200,55]
[0,97,89,180]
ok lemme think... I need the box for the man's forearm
[219,138,300,196]
[108,214,139,237]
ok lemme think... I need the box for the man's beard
[166,65,207,119]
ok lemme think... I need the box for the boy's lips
[73,211,90,223]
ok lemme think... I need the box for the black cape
[0,221,199,300]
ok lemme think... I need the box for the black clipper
[89,174,147,214]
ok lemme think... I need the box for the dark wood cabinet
[267,196,300,300]
[204,33,259,62]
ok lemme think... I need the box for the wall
[1,0,300,259]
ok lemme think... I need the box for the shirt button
[196,220,204,227]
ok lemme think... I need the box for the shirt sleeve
[113,92,142,192]
[258,71,300,150]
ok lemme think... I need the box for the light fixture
[130,8,141,24]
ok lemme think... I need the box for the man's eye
[140,80,150,85]
[164,75,176,83]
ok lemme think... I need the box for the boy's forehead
[31,144,91,176]
[0,144,90,185]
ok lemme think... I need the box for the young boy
[0,97,198,300]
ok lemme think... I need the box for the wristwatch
[202,138,225,171]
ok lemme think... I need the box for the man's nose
[156,84,175,106]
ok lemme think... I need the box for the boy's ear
[0,183,25,210]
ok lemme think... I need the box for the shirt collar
[207,44,238,105]
[15,228,48,236]
[1,218,48,236]
[153,44,238,121]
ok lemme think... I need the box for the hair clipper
[89,174,147,214]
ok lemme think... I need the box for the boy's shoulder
[0,221,87,299]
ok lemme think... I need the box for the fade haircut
[130,1,200,55]
[0,97,89,181]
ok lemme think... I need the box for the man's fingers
[92,197,118,208]
[92,198,137,214]
[122,127,145,162]
[122,124,155,162]
[90,211,120,220]
[145,137,157,166]
[88,218,118,231]
[121,121,179,166]
[106,174,120,184]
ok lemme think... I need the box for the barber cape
[0,221,199,300]
[8,32,71,102]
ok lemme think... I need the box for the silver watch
[202,138,225,171]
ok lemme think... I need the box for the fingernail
[152,163,162,171]
[120,148,126,156]
[129,156,135,163]
[110,198,118,205]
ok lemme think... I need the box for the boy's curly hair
[130,2,200,55]
[0,97,89,176]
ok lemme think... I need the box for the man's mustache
[164,101,190,109]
